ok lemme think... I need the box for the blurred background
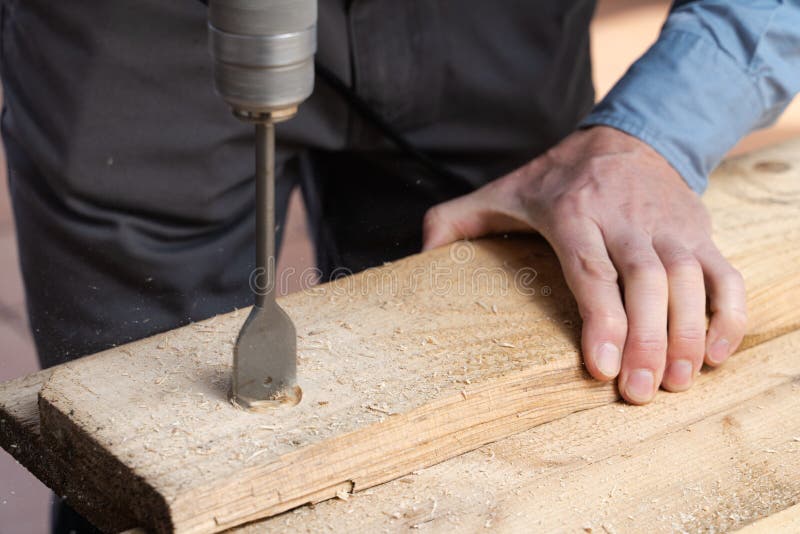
[1,1,799,531]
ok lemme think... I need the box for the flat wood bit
[232,120,300,409]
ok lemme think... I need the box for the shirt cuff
[580,29,764,194]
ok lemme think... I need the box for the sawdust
[36,238,584,533]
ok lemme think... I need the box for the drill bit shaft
[255,121,275,308]
[231,120,299,410]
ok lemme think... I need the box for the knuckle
[663,253,701,278]
[627,330,668,355]
[582,308,628,333]
[724,307,749,331]
[552,186,596,220]
[722,268,746,292]
[621,256,666,280]
[573,251,618,284]
[584,156,613,179]
[671,326,706,346]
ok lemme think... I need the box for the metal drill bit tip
[232,121,300,410]
[232,303,301,410]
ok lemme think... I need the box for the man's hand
[422,126,747,404]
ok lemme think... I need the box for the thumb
[421,184,530,251]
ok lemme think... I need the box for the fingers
[546,222,627,382]
[654,238,706,392]
[568,231,742,403]
[419,163,747,405]
[606,233,668,405]
[696,245,748,366]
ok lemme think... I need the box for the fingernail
[625,369,655,403]
[707,338,730,365]
[665,359,694,390]
[595,343,621,377]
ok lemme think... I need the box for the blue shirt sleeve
[580,0,800,193]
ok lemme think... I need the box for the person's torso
[0,0,596,221]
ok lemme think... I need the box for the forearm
[582,0,800,192]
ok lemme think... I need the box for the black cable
[314,61,474,195]
[199,0,472,193]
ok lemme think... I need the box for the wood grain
[1,138,799,532]
[38,235,621,533]
[251,326,800,533]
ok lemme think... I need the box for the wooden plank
[248,327,800,533]
[34,138,800,532]
[1,137,799,532]
[38,236,622,533]
[738,503,800,533]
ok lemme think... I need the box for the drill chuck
[208,0,317,119]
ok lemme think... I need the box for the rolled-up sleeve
[581,0,800,193]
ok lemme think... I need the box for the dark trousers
[1,0,595,531]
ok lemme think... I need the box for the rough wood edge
[38,388,171,531]
[0,370,138,532]
[39,358,618,533]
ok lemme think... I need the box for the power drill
[208,0,316,410]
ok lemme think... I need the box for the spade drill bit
[231,119,300,410]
